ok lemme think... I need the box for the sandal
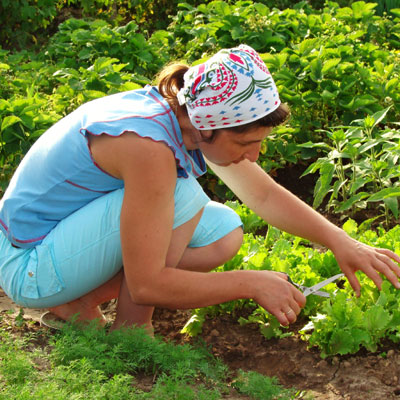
[40,311,66,330]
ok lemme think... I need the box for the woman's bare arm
[206,158,400,294]
[89,133,305,324]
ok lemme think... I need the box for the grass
[0,316,297,400]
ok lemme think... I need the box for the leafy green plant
[1,322,294,400]
[256,2,400,142]
[0,332,35,386]
[226,200,267,233]
[52,57,143,113]
[375,0,400,15]
[46,18,165,79]
[0,94,61,194]
[258,126,302,172]
[0,50,59,99]
[233,370,295,400]
[61,0,210,32]
[165,0,287,62]
[239,311,293,340]
[51,323,228,384]
[304,280,400,358]
[300,223,400,357]
[0,0,58,48]
[300,107,400,224]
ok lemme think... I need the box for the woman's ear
[199,130,213,139]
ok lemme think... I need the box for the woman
[0,45,399,332]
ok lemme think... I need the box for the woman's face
[197,126,272,166]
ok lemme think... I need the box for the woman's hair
[157,62,290,140]
[157,63,189,109]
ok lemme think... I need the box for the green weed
[0,323,292,399]
[233,370,295,399]
[301,107,400,224]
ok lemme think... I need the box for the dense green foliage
[301,108,400,222]
[1,0,399,221]
[2,1,399,49]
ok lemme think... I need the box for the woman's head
[158,45,289,137]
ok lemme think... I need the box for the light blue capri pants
[0,175,242,309]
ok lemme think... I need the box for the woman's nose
[244,144,261,162]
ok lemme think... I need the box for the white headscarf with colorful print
[177,44,281,130]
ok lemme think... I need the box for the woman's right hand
[252,271,306,326]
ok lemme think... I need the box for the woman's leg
[111,202,243,331]
[43,175,210,326]
[52,205,242,330]
[110,207,204,331]
[53,219,243,330]
[32,178,241,330]
[49,271,123,325]
[176,226,243,272]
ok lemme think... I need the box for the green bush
[0,0,58,48]
[46,18,165,78]
[1,0,399,218]
[162,1,400,133]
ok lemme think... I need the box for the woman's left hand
[332,234,400,296]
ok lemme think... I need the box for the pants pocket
[20,243,65,300]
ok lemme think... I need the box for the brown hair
[157,63,189,110]
[157,62,290,139]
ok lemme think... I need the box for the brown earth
[153,308,400,400]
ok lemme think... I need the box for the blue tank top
[0,86,207,249]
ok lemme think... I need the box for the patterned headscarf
[177,44,281,130]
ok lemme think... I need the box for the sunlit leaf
[1,116,21,132]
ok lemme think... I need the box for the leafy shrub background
[1,0,399,219]
[0,0,58,48]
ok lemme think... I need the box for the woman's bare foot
[49,298,107,327]
[48,272,123,327]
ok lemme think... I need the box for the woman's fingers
[275,285,304,326]
[279,309,296,326]
[375,250,400,282]
[255,271,308,326]
[377,247,400,265]
[352,246,400,289]
[289,297,302,315]
[278,299,302,326]
[336,238,400,294]
[273,271,307,307]
[293,287,307,308]
[367,254,400,289]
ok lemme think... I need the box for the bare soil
[153,308,400,400]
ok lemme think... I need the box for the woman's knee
[166,208,205,268]
[212,226,243,264]
[168,201,243,270]
[176,226,243,272]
